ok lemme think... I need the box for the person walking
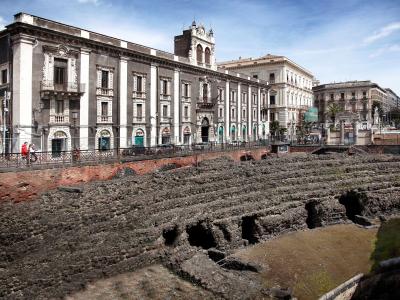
[21,142,28,159]
[29,143,38,162]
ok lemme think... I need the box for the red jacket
[21,144,28,156]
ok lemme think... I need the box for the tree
[270,121,280,136]
[325,103,342,125]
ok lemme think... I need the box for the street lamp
[71,112,78,149]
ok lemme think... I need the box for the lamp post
[71,112,78,150]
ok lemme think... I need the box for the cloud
[77,0,99,5]
[369,44,400,58]
[0,16,6,29]
[364,22,400,44]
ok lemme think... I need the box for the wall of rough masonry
[0,148,268,202]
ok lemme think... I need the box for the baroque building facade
[0,13,270,154]
[313,80,398,129]
[218,54,314,136]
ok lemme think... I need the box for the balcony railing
[160,94,171,101]
[50,114,69,124]
[97,115,112,123]
[96,87,114,96]
[133,116,145,123]
[41,80,85,94]
[132,91,146,99]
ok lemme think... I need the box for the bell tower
[174,21,216,70]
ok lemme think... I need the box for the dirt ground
[234,224,378,300]
[66,264,216,300]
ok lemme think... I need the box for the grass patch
[371,218,400,271]
[234,224,377,300]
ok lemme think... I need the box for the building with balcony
[313,80,398,129]
[218,54,315,136]
[0,13,270,154]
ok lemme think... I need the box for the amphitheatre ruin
[1,151,400,299]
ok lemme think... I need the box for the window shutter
[167,81,171,95]
[133,75,137,92]
[97,69,102,88]
[109,71,113,89]
[200,83,203,98]
[142,77,146,93]
[181,83,185,97]
[188,84,191,98]
[208,84,211,99]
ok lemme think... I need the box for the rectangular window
[1,69,7,84]
[269,73,275,83]
[203,83,208,101]
[184,106,188,118]
[162,105,168,117]
[184,83,189,97]
[101,70,109,89]
[230,90,235,103]
[330,93,334,101]
[253,109,256,119]
[270,112,275,122]
[162,80,168,95]
[218,88,223,100]
[101,102,108,116]
[363,91,367,98]
[54,67,65,85]
[253,94,257,105]
[219,108,223,117]
[242,109,246,119]
[231,108,235,119]
[340,92,345,100]
[137,76,142,92]
[56,100,64,114]
[137,104,142,118]
[352,91,355,98]
[270,95,275,105]
[253,74,258,79]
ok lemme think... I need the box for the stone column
[12,34,34,152]
[173,68,180,145]
[340,121,345,144]
[150,64,158,146]
[248,85,252,141]
[237,82,241,141]
[79,48,90,150]
[119,56,128,149]
[353,121,358,145]
[225,80,230,142]
[257,87,261,139]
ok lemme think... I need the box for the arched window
[205,47,211,65]
[98,130,111,151]
[196,44,203,63]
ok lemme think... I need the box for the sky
[0,0,399,94]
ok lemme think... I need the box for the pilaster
[79,48,90,150]
[12,34,34,152]
[225,80,230,142]
[119,56,128,148]
[173,68,180,144]
[150,64,158,146]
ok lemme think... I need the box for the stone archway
[201,117,210,143]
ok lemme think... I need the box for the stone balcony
[41,81,85,99]
[49,114,69,124]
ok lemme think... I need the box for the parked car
[155,144,176,155]
[122,145,147,156]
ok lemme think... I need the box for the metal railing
[0,141,269,170]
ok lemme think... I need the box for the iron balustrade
[0,141,269,170]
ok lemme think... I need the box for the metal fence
[0,140,269,170]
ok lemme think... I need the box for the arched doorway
[134,129,145,146]
[218,126,224,143]
[231,125,236,141]
[262,124,266,138]
[98,129,111,151]
[183,126,191,145]
[201,118,209,143]
[162,127,171,144]
[51,131,68,157]
[242,125,247,142]
[253,126,257,141]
